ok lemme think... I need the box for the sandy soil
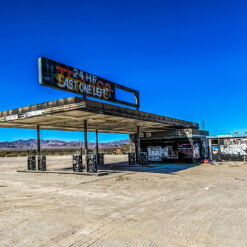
[0,155,247,247]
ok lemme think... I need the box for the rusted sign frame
[38,57,140,110]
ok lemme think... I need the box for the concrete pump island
[1,58,247,247]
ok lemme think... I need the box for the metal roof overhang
[0,97,199,134]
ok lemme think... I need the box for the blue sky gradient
[0,0,247,141]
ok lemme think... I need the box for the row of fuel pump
[27,152,104,173]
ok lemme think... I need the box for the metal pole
[37,126,40,156]
[84,120,88,171]
[136,126,141,163]
[135,92,140,111]
[135,134,138,163]
[129,134,132,153]
[201,120,205,131]
[96,129,99,164]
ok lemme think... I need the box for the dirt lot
[0,155,247,247]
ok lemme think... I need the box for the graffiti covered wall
[210,137,247,161]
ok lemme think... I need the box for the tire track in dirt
[154,188,228,246]
[67,180,201,246]
[49,194,171,247]
[63,187,198,247]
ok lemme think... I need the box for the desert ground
[0,155,247,247]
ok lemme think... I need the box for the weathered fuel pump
[86,154,97,173]
[27,152,36,170]
[139,152,149,166]
[73,151,83,172]
[128,152,136,165]
[97,153,104,166]
[38,155,46,171]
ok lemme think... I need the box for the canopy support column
[96,129,99,164]
[84,120,88,172]
[129,134,132,153]
[37,126,40,156]
[136,126,140,163]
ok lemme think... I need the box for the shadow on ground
[46,161,201,175]
[98,161,201,174]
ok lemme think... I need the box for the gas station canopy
[0,97,198,134]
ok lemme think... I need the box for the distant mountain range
[0,139,129,150]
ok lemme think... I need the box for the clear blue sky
[0,0,247,142]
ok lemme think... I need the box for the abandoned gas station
[0,57,209,173]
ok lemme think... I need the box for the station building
[132,129,209,163]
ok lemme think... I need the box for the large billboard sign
[38,57,139,109]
